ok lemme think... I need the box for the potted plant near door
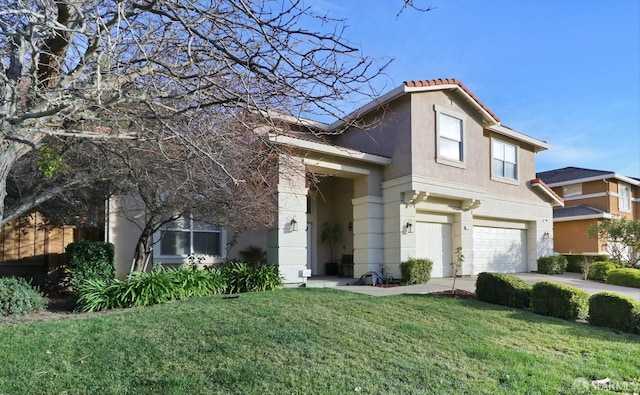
[321,222,341,275]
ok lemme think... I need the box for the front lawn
[0,288,638,394]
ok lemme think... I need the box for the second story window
[563,184,582,198]
[435,105,465,167]
[619,183,631,212]
[492,140,518,180]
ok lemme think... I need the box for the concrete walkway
[307,272,640,302]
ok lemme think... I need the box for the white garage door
[473,226,527,274]
[416,222,452,278]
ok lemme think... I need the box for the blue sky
[311,0,640,176]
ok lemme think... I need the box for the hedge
[562,254,609,273]
[531,281,589,321]
[400,258,433,285]
[587,261,620,282]
[606,268,640,289]
[588,292,640,333]
[475,272,532,309]
[536,255,567,274]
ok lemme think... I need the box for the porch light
[290,218,298,232]
[406,222,413,233]
[543,231,550,240]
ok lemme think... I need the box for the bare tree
[0,0,391,222]
[103,111,280,271]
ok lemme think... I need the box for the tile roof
[553,204,608,219]
[404,78,501,123]
[530,178,564,206]
[536,166,613,184]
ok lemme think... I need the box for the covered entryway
[416,222,452,278]
[473,226,527,274]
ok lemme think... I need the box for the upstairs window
[619,183,631,212]
[562,184,582,198]
[435,105,465,167]
[492,140,518,180]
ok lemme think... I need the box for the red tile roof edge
[531,178,564,206]
[404,79,501,123]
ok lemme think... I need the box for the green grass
[1,289,639,394]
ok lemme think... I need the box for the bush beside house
[400,258,433,285]
[531,281,589,321]
[475,272,532,309]
[562,254,608,273]
[66,241,116,288]
[536,256,567,274]
[587,261,621,282]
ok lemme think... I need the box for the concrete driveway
[308,272,640,302]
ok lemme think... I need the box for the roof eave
[268,133,392,166]
[531,178,564,207]
[554,213,614,222]
[487,124,550,152]
[545,173,640,187]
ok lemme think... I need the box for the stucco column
[453,210,474,275]
[267,156,308,284]
[529,218,554,272]
[352,196,384,277]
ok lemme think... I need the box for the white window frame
[490,138,519,184]
[434,104,466,168]
[618,183,631,212]
[153,216,225,265]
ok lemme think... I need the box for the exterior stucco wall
[227,230,269,262]
[553,219,603,254]
[333,96,413,181]
[381,175,554,279]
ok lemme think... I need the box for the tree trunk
[0,138,38,223]
[131,219,158,273]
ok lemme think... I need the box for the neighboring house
[536,166,640,258]
[108,78,561,283]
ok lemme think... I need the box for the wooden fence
[0,212,78,287]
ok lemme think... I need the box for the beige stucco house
[108,78,562,283]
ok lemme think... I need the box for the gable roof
[537,166,640,187]
[328,78,549,152]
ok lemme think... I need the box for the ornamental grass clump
[75,265,227,312]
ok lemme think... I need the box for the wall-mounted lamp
[290,218,298,232]
[543,231,550,240]
[406,222,413,234]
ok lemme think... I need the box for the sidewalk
[307,272,640,302]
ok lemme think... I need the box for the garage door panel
[473,226,527,274]
[416,222,452,278]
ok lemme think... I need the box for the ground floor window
[155,217,223,261]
